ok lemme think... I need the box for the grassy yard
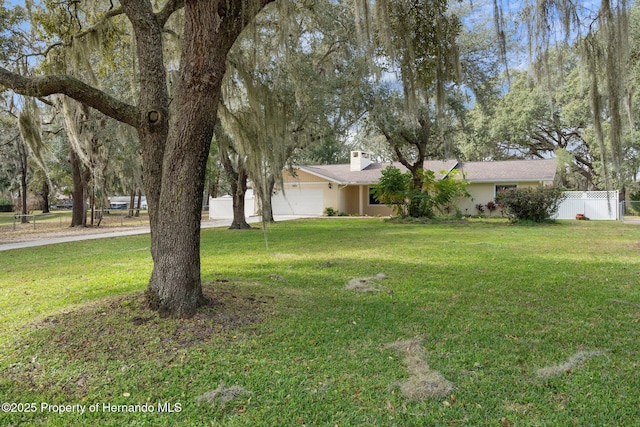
[1,218,639,426]
[0,211,73,228]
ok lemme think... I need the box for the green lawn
[1,218,639,426]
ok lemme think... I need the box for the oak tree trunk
[70,147,90,227]
[0,0,273,318]
[258,174,276,223]
[41,181,50,214]
[230,160,251,229]
[143,0,261,317]
[219,139,251,230]
[16,137,28,223]
[20,176,27,223]
[135,188,142,217]
[129,189,135,217]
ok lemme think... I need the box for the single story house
[272,151,558,216]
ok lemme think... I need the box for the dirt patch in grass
[345,273,389,293]
[536,350,605,379]
[386,337,454,401]
[196,382,250,406]
[503,401,536,414]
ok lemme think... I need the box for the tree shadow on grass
[3,281,274,398]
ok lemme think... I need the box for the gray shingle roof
[298,158,557,185]
[458,158,558,182]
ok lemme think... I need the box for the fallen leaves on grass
[386,337,454,401]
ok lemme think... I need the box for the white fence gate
[553,191,619,220]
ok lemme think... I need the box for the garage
[272,187,324,215]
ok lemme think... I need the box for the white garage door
[272,188,323,215]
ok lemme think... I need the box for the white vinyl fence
[553,191,619,220]
[208,190,255,219]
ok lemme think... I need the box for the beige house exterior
[272,151,558,217]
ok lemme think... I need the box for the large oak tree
[0,0,273,318]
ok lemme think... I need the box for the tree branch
[156,0,184,27]
[392,143,413,171]
[73,6,126,39]
[0,67,139,128]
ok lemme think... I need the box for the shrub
[372,166,468,218]
[0,196,13,212]
[426,169,469,215]
[324,207,338,216]
[371,166,410,216]
[629,190,640,215]
[495,186,566,223]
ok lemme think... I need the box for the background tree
[215,123,252,229]
[354,0,503,217]
[219,1,369,223]
[467,60,601,189]
[468,1,636,194]
[32,0,144,226]
[358,0,462,217]
[0,114,18,207]
[512,0,633,196]
[0,93,51,222]
[0,4,53,221]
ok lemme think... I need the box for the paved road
[0,215,309,251]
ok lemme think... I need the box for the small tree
[496,186,566,223]
[372,165,467,218]
[372,166,410,217]
[421,168,468,217]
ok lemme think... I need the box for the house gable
[282,168,329,184]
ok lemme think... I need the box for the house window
[495,185,516,197]
[368,187,381,205]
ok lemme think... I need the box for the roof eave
[467,178,556,183]
[296,166,345,184]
